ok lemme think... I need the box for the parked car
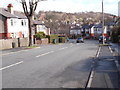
[99,36,107,43]
[76,37,84,43]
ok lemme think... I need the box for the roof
[0,7,27,19]
[0,8,17,18]
[94,24,102,28]
[14,11,27,19]
[71,26,81,30]
[82,25,90,29]
[107,22,116,26]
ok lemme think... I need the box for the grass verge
[99,44,112,46]
[25,46,39,48]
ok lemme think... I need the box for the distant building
[90,24,108,39]
[70,26,81,35]
[33,20,50,35]
[118,1,120,16]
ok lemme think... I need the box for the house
[81,24,94,38]
[70,25,81,35]
[90,24,108,39]
[33,20,50,35]
[0,4,28,39]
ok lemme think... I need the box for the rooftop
[0,7,27,19]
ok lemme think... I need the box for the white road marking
[87,70,94,88]
[108,46,113,53]
[1,47,41,56]
[64,47,68,49]
[76,43,80,45]
[87,46,101,88]
[0,61,23,71]
[96,46,101,57]
[36,51,54,57]
[59,48,65,50]
[58,47,68,50]
[1,50,29,56]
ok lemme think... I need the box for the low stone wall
[36,38,48,45]
[0,38,28,50]
[0,38,48,50]
[41,38,48,45]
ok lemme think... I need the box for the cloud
[0,0,119,15]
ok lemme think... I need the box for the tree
[20,0,46,46]
[111,26,120,43]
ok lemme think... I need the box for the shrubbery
[46,34,66,43]
[111,26,120,43]
[35,32,46,40]
[49,34,59,43]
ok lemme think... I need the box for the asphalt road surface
[1,40,99,88]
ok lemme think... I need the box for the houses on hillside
[0,4,50,39]
[69,23,115,39]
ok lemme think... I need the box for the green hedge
[46,34,59,43]
[58,37,66,43]
[46,34,66,44]
[35,32,46,40]
[111,26,120,43]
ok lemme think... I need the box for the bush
[49,34,59,43]
[35,32,46,40]
[111,26,120,43]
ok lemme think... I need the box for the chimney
[7,4,14,14]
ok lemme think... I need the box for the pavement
[90,46,120,90]
[110,43,120,64]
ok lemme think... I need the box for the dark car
[99,36,107,43]
[76,37,84,43]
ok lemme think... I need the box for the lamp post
[102,0,105,44]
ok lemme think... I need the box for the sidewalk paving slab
[90,46,120,89]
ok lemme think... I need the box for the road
[1,40,99,88]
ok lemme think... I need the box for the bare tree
[19,0,46,46]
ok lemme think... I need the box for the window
[11,19,13,26]
[21,20,24,26]
[14,19,17,26]
[24,20,27,26]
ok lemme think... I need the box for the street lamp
[102,0,105,44]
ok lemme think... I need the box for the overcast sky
[1,0,119,15]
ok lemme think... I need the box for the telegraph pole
[102,0,105,44]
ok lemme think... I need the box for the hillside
[35,11,116,34]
